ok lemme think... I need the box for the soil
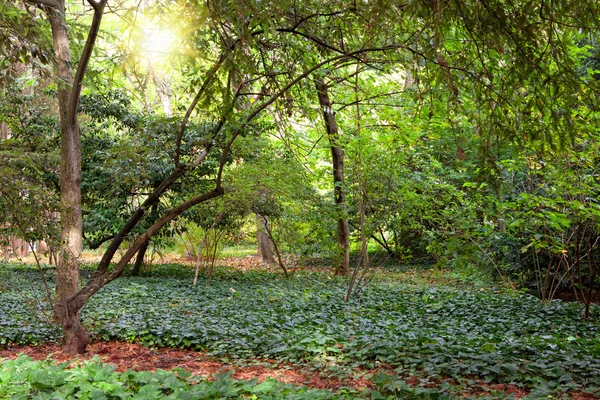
[2,341,597,398]
[553,288,600,304]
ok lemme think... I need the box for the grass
[219,244,258,258]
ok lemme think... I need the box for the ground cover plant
[0,355,365,399]
[1,262,599,398]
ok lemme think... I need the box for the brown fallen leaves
[0,341,372,391]
[1,341,596,398]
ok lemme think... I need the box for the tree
[0,84,60,263]
[49,0,384,353]
[22,0,107,354]
[315,79,350,275]
[5,0,599,354]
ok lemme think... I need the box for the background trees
[1,0,599,354]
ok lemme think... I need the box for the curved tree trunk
[45,35,367,354]
[46,4,87,355]
[316,79,350,276]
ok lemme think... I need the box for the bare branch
[70,188,224,312]
[336,91,405,112]
[67,0,108,127]
[216,45,402,186]
[175,51,229,167]
[26,0,59,9]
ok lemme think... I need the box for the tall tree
[316,78,350,275]
[25,0,108,354]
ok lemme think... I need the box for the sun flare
[141,27,175,60]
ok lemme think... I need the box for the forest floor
[0,341,537,398]
[0,341,374,391]
[0,254,596,400]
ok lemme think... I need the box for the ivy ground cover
[1,263,599,398]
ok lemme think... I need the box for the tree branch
[67,0,108,128]
[26,0,59,9]
[175,51,229,167]
[70,187,224,312]
[216,45,402,186]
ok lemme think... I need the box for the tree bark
[131,240,149,276]
[152,69,173,116]
[69,187,224,313]
[257,214,275,264]
[0,121,9,140]
[11,237,22,257]
[49,43,377,353]
[33,0,108,354]
[316,79,350,276]
[46,3,86,354]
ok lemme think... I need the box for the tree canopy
[0,0,599,356]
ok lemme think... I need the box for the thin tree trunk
[61,46,380,352]
[47,3,87,355]
[193,211,224,286]
[33,0,108,355]
[316,79,350,276]
[152,69,173,116]
[11,237,22,257]
[21,240,29,257]
[0,121,8,140]
[260,215,289,277]
[131,240,149,276]
[38,240,49,254]
[257,214,276,264]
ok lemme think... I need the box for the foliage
[2,0,600,369]
[0,2,52,84]
[0,265,59,345]
[79,90,222,251]
[1,263,599,396]
[0,355,357,399]
[501,132,600,317]
[225,136,337,261]
[0,86,60,251]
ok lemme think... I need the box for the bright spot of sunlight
[141,26,175,60]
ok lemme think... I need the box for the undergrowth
[0,356,359,399]
[1,262,599,397]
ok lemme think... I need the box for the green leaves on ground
[1,263,599,396]
[0,356,352,399]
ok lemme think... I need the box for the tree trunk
[11,237,21,257]
[20,240,29,257]
[257,214,275,264]
[0,121,8,140]
[36,0,107,354]
[131,240,149,276]
[152,69,173,116]
[316,79,350,276]
[46,3,87,355]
